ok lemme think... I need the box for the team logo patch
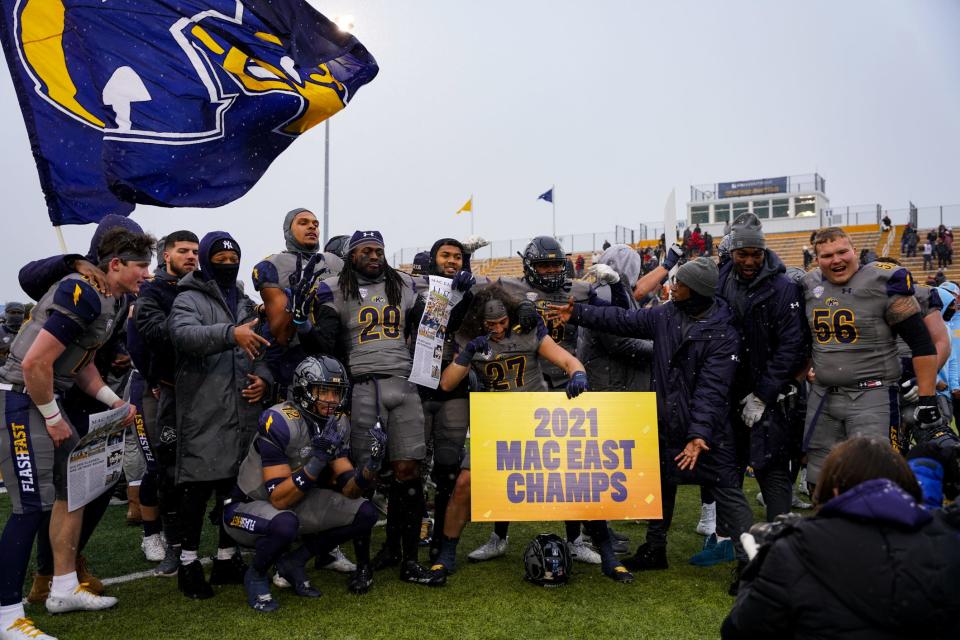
[280,407,301,420]
[825,297,840,307]
[372,295,385,303]
[358,288,368,299]
[813,286,824,299]
[525,292,539,302]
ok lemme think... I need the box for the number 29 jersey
[802,262,914,388]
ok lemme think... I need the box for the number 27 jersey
[802,262,914,388]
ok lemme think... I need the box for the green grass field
[1,479,779,640]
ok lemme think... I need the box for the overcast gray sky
[1,0,959,301]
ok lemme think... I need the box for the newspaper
[67,404,129,512]
[409,276,463,389]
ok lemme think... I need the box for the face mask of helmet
[523,533,572,587]
[521,237,568,293]
[291,356,350,422]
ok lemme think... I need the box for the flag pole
[551,184,556,238]
[54,226,68,253]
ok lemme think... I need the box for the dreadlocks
[458,283,522,340]
[339,255,407,306]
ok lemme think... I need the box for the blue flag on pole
[0,0,378,225]
[537,188,553,203]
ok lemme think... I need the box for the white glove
[900,378,919,404]
[662,243,685,270]
[740,532,760,561]
[739,393,766,428]
[461,235,490,253]
[586,263,620,285]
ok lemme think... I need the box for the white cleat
[45,585,118,614]
[467,533,508,562]
[1,618,58,640]
[792,494,812,510]
[272,572,291,589]
[567,535,602,564]
[319,546,356,573]
[141,533,166,562]
[695,502,716,536]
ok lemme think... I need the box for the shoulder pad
[882,265,915,297]
[258,408,292,448]
[52,278,102,324]
[313,281,335,305]
[570,280,595,301]
[801,269,822,290]
[252,259,280,291]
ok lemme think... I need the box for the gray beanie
[283,207,319,254]
[729,213,765,250]
[675,257,719,297]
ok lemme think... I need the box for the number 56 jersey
[802,262,914,389]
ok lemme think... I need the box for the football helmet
[520,236,567,292]
[324,235,351,259]
[291,356,350,422]
[523,533,571,587]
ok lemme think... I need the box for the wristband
[95,386,122,407]
[36,399,60,420]
[291,468,317,492]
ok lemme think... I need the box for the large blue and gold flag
[0,0,378,225]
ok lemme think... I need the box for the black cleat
[210,554,248,585]
[371,545,401,571]
[178,560,213,599]
[399,560,446,587]
[603,564,635,583]
[622,543,668,572]
[347,565,374,595]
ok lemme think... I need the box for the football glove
[566,371,589,399]
[914,396,943,428]
[286,253,324,325]
[517,300,539,333]
[366,423,388,473]
[662,243,685,271]
[311,415,343,462]
[451,270,476,293]
[461,235,490,254]
[587,263,620,285]
[739,393,766,428]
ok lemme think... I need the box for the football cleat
[26,574,51,605]
[318,546,356,573]
[467,533,508,562]
[178,560,213,599]
[141,533,166,562]
[399,561,446,587]
[567,535,602,565]
[154,546,180,577]
[688,535,735,567]
[622,543,668,572]
[275,553,321,598]
[797,468,810,496]
[603,564,635,584]
[347,565,374,595]
[1,618,58,640]
[272,572,291,589]
[792,494,813,510]
[243,567,279,613]
[695,502,717,536]
[45,584,118,613]
[209,554,247,585]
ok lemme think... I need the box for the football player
[225,356,381,611]
[315,230,443,586]
[802,228,942,490]
[432,286,633,582]
[0,303,24,366]
[0,228,151,640]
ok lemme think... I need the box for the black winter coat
[723,478,960,640]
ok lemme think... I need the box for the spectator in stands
[688,227,704,257]
[936,238,950,269]
[802,246,814,271]
[602,240,611,251]
[564,254,576,279]
[703,231,714,257]
[922,241,934,271]
[906,228,918,257]
[928,229,938,245]
[575,254,585,278]
[880,214,892,232]
[944,228,954,265]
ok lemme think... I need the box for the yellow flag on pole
[456,197,473,215]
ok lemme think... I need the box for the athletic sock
[143,519,163,537]
[0,603,25,629]
[436,535,459,571]
[216,546,237,561]
[180,549,198,564]
[493,521,510,540]
[50,572,79,597]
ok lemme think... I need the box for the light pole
[323,14,355,246]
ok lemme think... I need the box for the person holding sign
[551,257,753,594]
[0,228,151,639]
[434,286,634,583]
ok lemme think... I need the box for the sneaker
[467,533,508,562]
[602,564,635,584]
[347,565,374,595]
[108,496,128,507]
[2,617,58,640]
[45,584,118,613]
[209,554,247,585]
[622,543,668,571]
[141,533,166,562]
[272,572,291,589]
[76,556,103,595]
[399,560,446,587]
[797,468,810,496]
[318,546,356,573]
[567,535,602,565]
[419,518,433,547]
[695,502,716,536]
[370,545,401,571]
[275,552,321,598]
[792,494,813,510]
[26,574,51,605]
[688,535,735,567]
[243,567,279,613]
[178,560,213,599]
[154,545,180,577]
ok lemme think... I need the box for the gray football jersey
[237,401,350,500]
[0,274,123,392]
[802,262,915,388]
[326,272,418,378]
[468,327,547,392]
[496,277,594,387]
[251,251,342,291]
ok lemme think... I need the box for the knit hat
[283,207,318,254]
[347,230,385,254]
[675,257,719,297]
[729,213,765,250]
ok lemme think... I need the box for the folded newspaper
[67,404,129,512]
